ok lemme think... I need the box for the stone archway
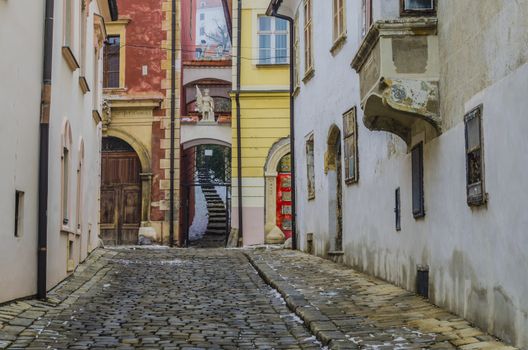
[325,125,343,252]
[101,130,155,243]
[263,137,290,243]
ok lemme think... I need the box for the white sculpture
[195,86,215,122]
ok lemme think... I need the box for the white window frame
[257,16,289,65]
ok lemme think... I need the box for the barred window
[411,142,425,218]
[465,105,486,206]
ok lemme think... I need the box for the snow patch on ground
[189,186,208,241]
[215,185,227,205]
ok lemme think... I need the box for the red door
[276,173,292,239]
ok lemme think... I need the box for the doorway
[327,126,343,252]
[100,137,141,245]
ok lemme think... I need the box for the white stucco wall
[0,0,45,303]
[289,0,528,347]
[46,0,105,290]
[0,0,106,303]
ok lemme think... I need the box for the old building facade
[270,0,528,347]
[101,0,180,245]
[0,0,117,303]
[230,0,292,246]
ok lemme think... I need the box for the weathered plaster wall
[0,0,44,303]
[438,0,528,130]
[290,0,528,347]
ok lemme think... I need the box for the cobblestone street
[0,248,517,350]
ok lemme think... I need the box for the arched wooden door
[101,137,141,245]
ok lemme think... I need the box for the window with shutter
[343,107,359,184]
[103,36,120,88]
[465,105,486,206]
[412,142,425,218]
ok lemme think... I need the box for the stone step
[205,229,227,235]
[207,222,227,229]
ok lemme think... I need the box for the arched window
[61,121,73,226]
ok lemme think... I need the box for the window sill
[256,63,290,68]
[62,46,80,72]
[293,85,300,97]
[79,76,90,94]
[302,67,315,84]
[330,34,347,56]
[345,177,358,186]
[92,109,102,124]
[103,87,126,94]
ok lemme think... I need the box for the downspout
[235,0,243,245]
[169,0,176,247]
[38,0,55,300]
[270,7,297,250]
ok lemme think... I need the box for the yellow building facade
[231,0,291,246]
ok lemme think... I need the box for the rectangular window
[258,16,289,65]
[465,105,486,206]
[362,0,373,36]
[14,191,24,237]
[332,0,346,42]
[343,107,359,183]
[200,13,205,20]
[401,0,436,16]
[306,135,315,199]
[103,35,120,88]
[411,142,425,218]
[62,147,70,225]
[395,187,401,231]
[80,0,87,74]
[63,0,75,47]
[294,11,300,89]
[304,0,313,73]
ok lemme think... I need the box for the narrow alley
[0,248,515,350]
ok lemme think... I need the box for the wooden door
[101,143,141,246]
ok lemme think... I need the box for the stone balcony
[351,17,440,146]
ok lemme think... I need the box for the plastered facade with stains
[273,0,528,347]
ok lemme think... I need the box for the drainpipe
[169,0,176,247]
[235,0,243,245]
[38,0,55,300]
[270,7,297,250]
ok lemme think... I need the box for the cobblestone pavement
[0,248,322,350]
[246,249,517,350]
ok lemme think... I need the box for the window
[200,13,205,21]
[103,36,120,88]
[362,0,373,37]
[332,0,346,42]
[303,0,313,74]
[76,142,84,232]
[14,191,24,237]
[400,0,436,16]
[258,16,289,65]
[411,142,425,218]
[395,187,401,231]
[63,0,75,47]
[343,107,359,183]
[465,105,486,206]
[200,26,205,35]
[61,122,72,227]
[294,11,300,90]
[62,147,70,225]
[306,135,315,199]
[80,0,88,74]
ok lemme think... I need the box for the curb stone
[244,252,359,349]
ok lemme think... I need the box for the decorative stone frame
[263,137,290,241]
[104,129,153,230]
